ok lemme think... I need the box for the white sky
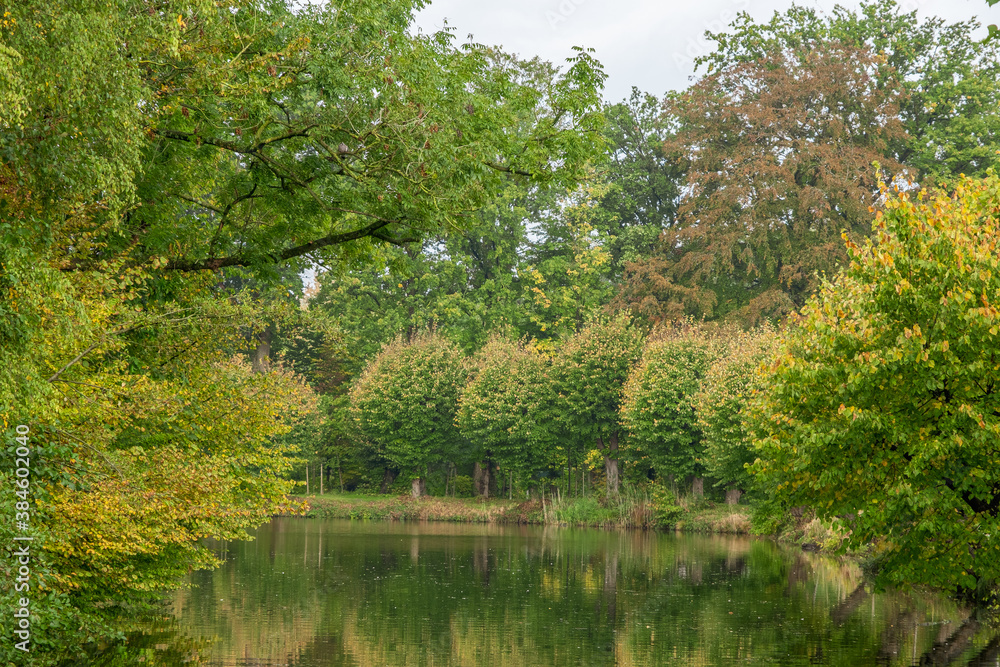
[413,0,996,102]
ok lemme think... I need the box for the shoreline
[287,492,757,535]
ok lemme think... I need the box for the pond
[98,518,999,666]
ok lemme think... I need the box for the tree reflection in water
[83,519,998,666]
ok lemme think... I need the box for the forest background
[3,0,1000,662]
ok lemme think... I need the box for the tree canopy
[619,41,907,325]
[350,332,467,496]
[4,0,606,277]
[750,173,1000,598]
[697,0,1000,184]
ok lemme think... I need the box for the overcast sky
[413,0,996,102]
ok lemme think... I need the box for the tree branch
[163,218,400,271]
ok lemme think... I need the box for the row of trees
[345,317,778,503]
[286,0,1000,604]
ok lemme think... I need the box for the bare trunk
[474,461,497,499]
[338,460,344,493]
[692,477,704,498]
[603,432,621,498]
[411,477,425,498]
[305,464,310,495]
[319,462,324,496]
[725,488,742,505]
[251,326,273,374]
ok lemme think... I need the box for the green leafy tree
[598,88,683,274]
[550,314,644,497]
[456,335,553,495]
[620,324,721,495]
[750,173,1000,599]
[58,0,604,275]
[692,323,781,501]
[350,332,467,497]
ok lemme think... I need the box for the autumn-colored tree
[456,335,553,496]
[620,323,722,496]
[550,315,644,497]
[350,332,467,497]
[692,323,781,502]
[619,41,908,325]
[750,174,1000,599]
[697,1,1000,183]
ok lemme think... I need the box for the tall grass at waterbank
[292,488,753,534]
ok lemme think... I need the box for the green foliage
[552,496,617,526]
[548,314,644,495]
[597,88,683,274]
[649,483,684,528]
[520,188,616,343]
[750,173,1000,598]
[693,323,782,494]
[551,314,644,443]
[620,324,721,483]
[456,334,553,486]
[453,475,474,497]
[350,332,468,484]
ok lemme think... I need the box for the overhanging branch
[163,218,400,271]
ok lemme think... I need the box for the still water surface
[121,518,1000,666]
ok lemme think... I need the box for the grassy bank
[290,491,754,534]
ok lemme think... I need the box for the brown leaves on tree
[619,42,910,325]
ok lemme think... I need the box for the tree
[520,181,617,345]
[697,0,1000,184]
[619,41,908,325]
[750,173,1000,599]
[620,324,721,496]
[350,332,467,497]
[596,88,683,275]
[15,0,605,276]
[692,323,781,502]
[456,335,553,496]
[550,315,644,497]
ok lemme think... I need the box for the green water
[109,518,999,666]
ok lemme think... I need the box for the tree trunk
[725,488,742,505]
[319,462,324,495]
[338,459,344,493]
[474,462,491,499]
[305,464,310,495]
[411,477,425,498]
[692,477,704,498]
[251,325,273,374]
[379,467,397,494]
[604,432,621,498]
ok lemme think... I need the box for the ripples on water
[91,517,999,666]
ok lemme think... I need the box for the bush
[454,475,474,497]
[650,484,684,528]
